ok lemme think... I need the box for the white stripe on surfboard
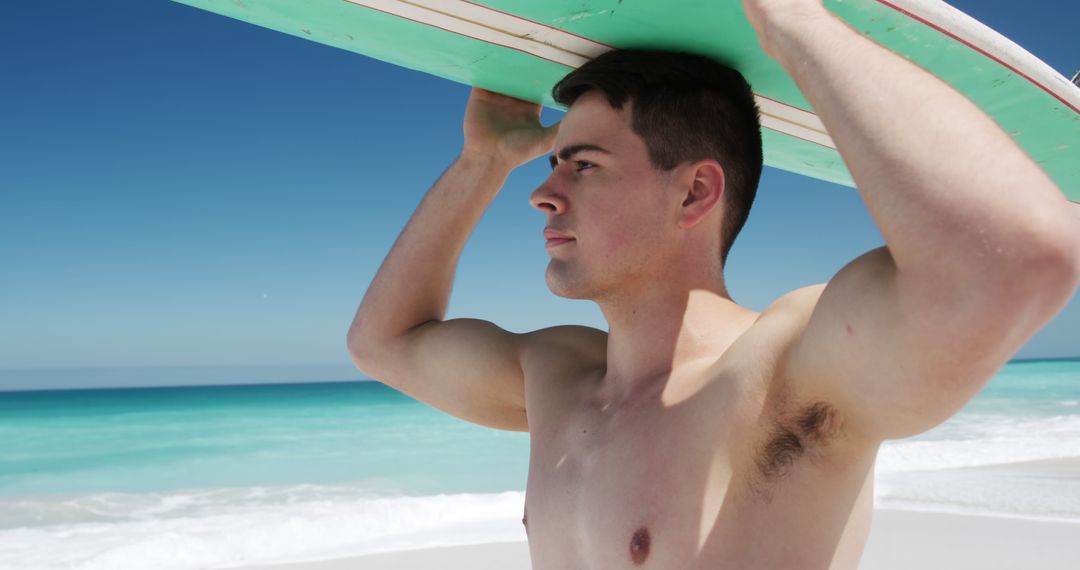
[343,0,838,149]
[756,98,831,146]
[881,0,1080,115]
[344,0,602,67]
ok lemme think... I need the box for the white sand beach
[233,457,1080,569]
[235,507,1080,570]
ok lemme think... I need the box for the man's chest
[520,355,877,570]
[523,365,762,569]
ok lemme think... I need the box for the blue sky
[1,1,1077,389]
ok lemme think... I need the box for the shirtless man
[346,1,1080,568]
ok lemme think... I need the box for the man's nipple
[629,526,650,564]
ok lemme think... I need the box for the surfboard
[172,0,1080,212]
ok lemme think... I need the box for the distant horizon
[0,363,365,393]
[2,355,1077,393]
[4,352,1080,373]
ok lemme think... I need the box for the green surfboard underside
[172,0,1079,203]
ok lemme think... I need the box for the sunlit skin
[530,91,679,303]
[529,91,726,306]
[348,0,1080,567]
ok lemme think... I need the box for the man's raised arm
[346,88,558,432]
[741,1,1080,441]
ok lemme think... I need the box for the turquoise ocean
[2,359,1078,569]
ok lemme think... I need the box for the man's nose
[529,177,567,214]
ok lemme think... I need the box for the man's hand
[461,87,559,171]
[741,0,826,59]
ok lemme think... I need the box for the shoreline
[229,507,1080,570]
[229,456,1080,569]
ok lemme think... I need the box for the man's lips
[544,228,575,248]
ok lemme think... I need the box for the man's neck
[596,280,759,403]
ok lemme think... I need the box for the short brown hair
[552,49,763,268]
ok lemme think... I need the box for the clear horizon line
[2,354,1078,373]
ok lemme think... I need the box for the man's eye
[575,161,594,172]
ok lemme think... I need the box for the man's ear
[676,160,725,229]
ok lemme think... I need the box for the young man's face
[530,90,681,301]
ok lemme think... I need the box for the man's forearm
[761,7,1078,279]
[348,154,511,349]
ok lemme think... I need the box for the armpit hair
[751,401,845,499]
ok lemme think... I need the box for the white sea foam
[0,486,527,570]
[872,412,1080,522]
[876,413,1080,473]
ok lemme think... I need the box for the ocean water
[1,359,1078,569]
[0,382,531,569]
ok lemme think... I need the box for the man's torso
[519,287,882,569]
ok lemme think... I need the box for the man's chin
[546,281,582,299]
[545,270,592,300]
[548,287,590,300]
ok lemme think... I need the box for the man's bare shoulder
[520,324,607,361]
[745,284,829,343]
[515,326,607,417]
[758,284,827,321]
[709,284,828,381]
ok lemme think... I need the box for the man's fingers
[470,85,544,112]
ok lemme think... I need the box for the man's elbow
[1013,215,1080,311]
[345,320,413,385]
[345,321,380,376]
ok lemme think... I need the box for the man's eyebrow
[549,143,613,170]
